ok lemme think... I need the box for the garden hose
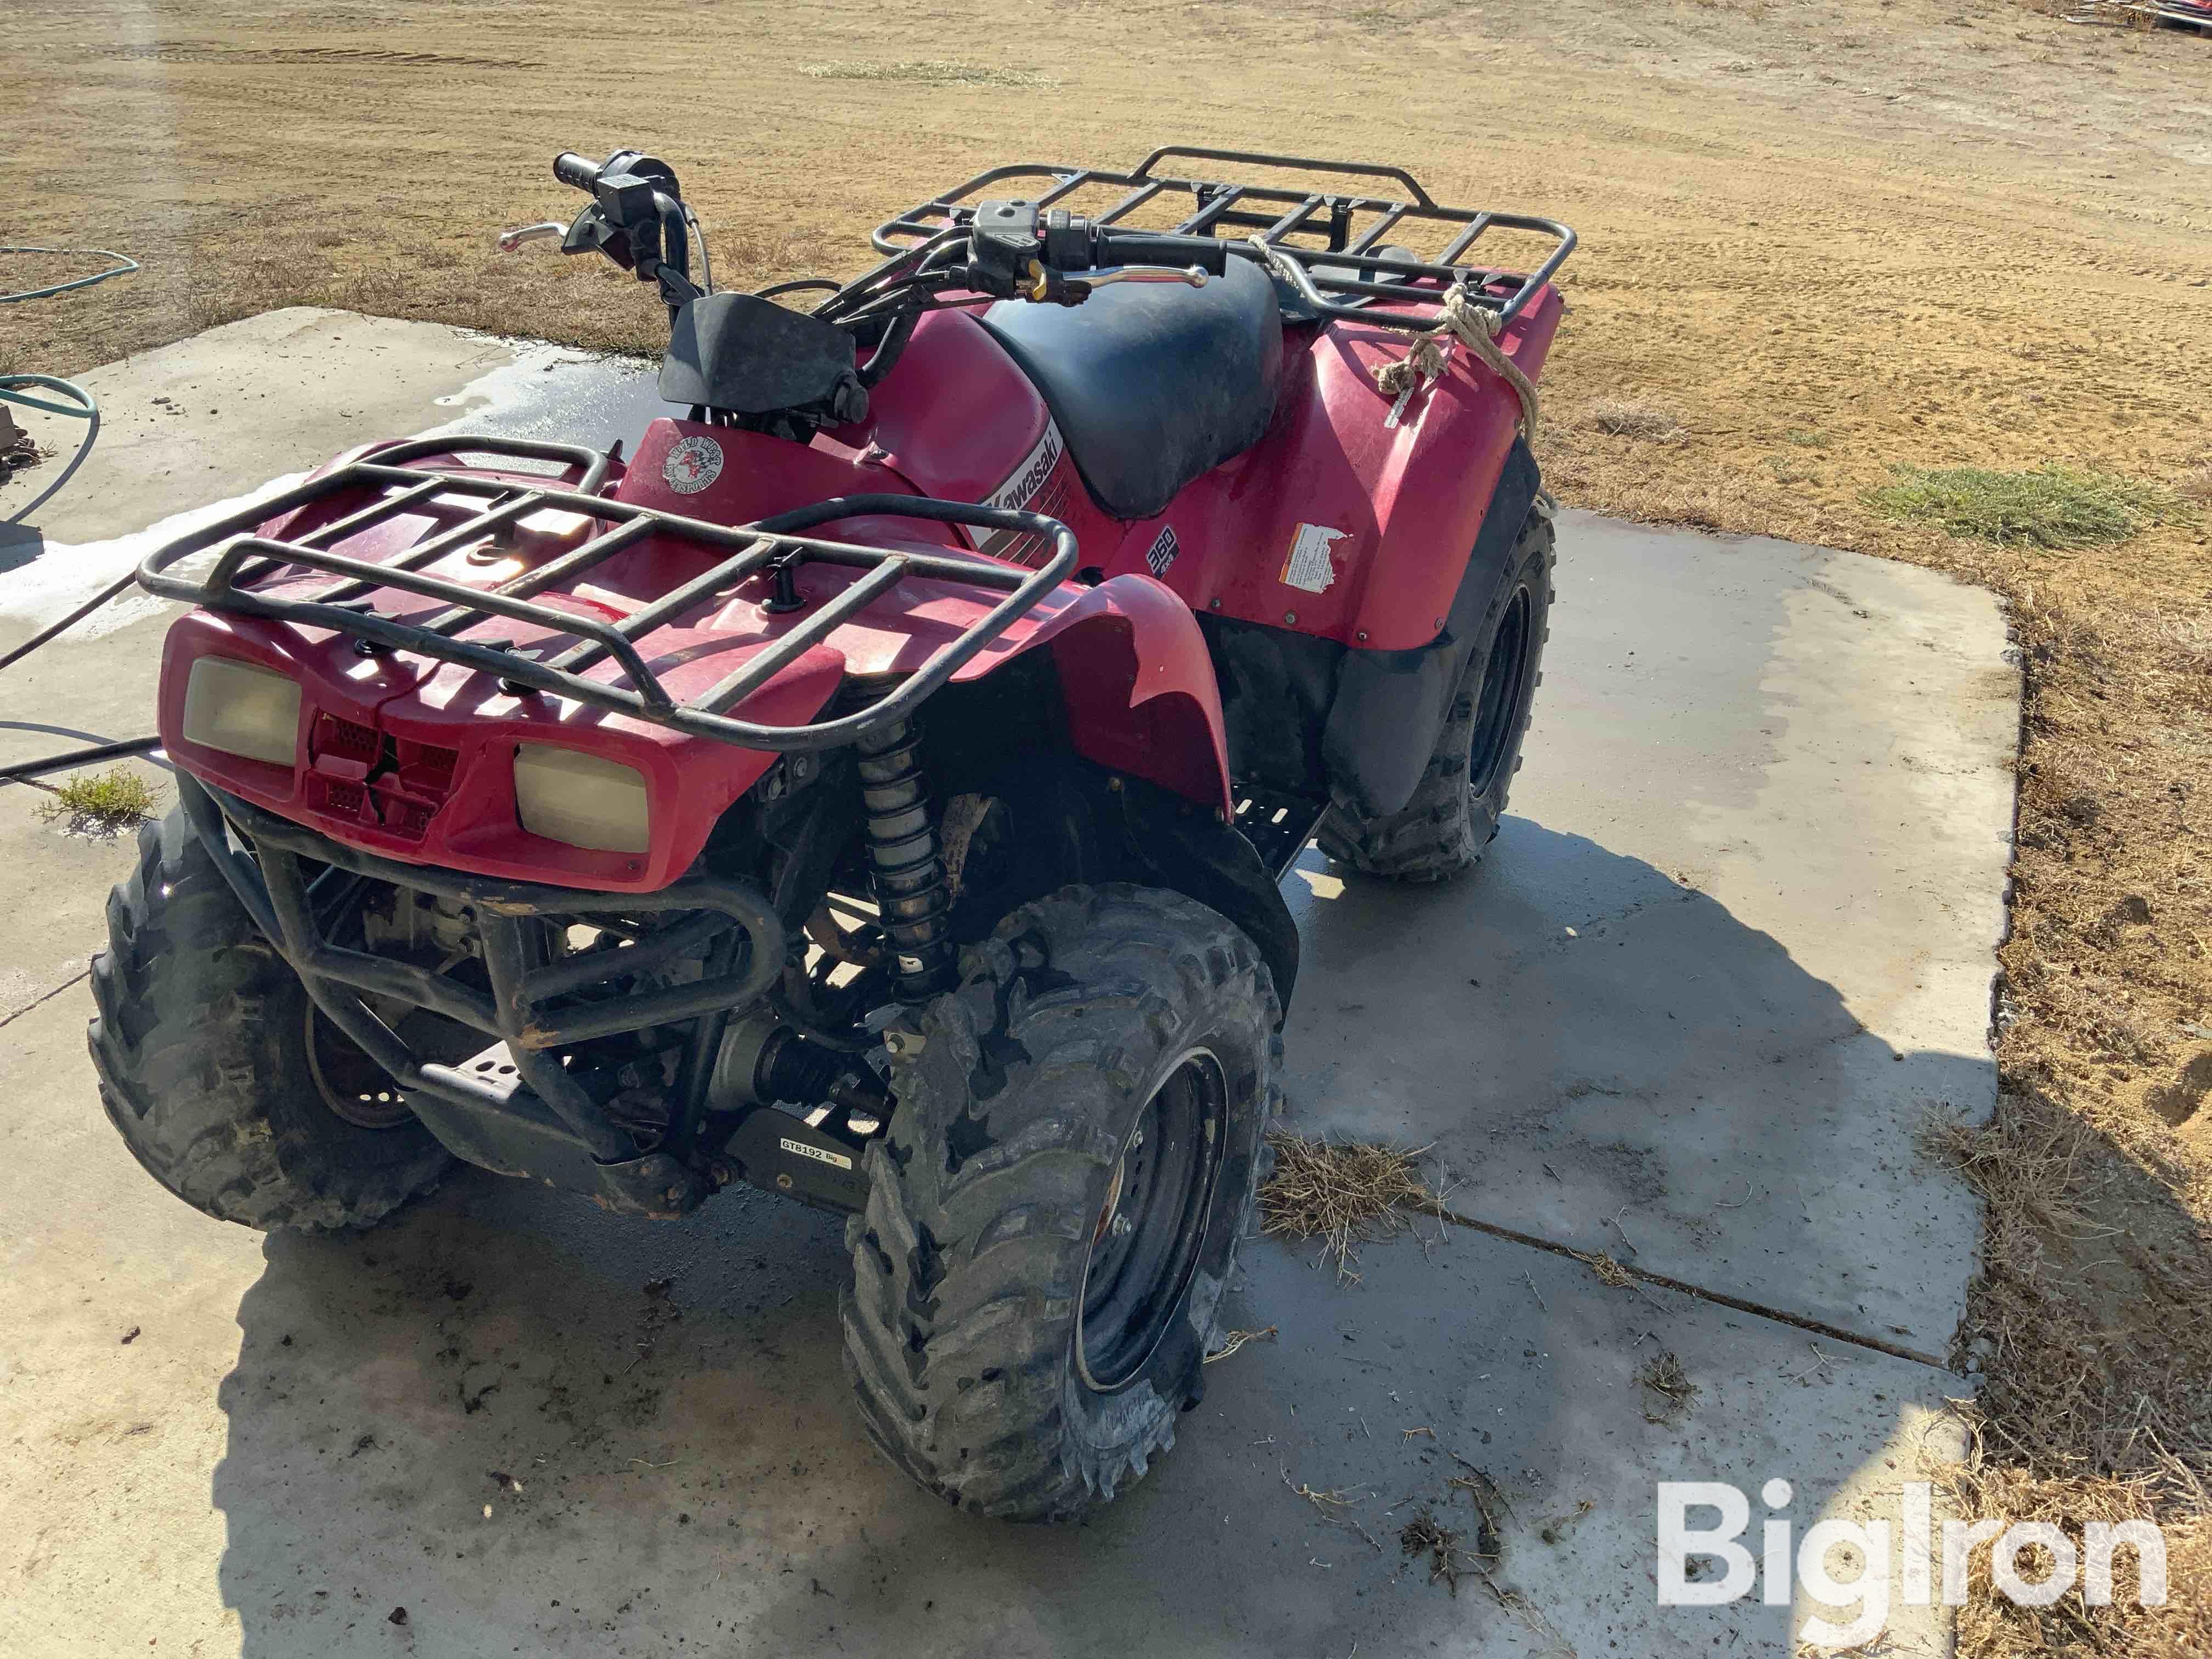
[3,373,100,527]
[0,246,166,787]
[1,244,139,305]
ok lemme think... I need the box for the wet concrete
[0,310,2014,1656]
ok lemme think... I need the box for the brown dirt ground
[5,0,2210,1649]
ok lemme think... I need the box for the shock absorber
[853,716,953,1001]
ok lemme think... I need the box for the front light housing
[513,744,651,854]
[180,656,303,767]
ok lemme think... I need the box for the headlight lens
[181,656,303,766]
[513,744,651,854]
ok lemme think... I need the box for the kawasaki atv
[92,144,1573,1520]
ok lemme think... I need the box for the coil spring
[853,716,952,1001]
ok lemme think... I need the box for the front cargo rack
[136,435,1078,753]
[871,145,1576,331]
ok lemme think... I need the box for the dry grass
[1259,1132,1443,1280]
[1637,1351,1699,1424]
[1926,1088,2212,1653]
[1203,1324,1278,1363]
[1400,1509,1475,1595]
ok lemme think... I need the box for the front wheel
[88,808,456,1232]
[1318,511,1554,881]
[840,884,1280,1521]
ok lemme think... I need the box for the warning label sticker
[1281,523,1350,595]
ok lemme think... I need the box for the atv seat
[979,253,1283,522]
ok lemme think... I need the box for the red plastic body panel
[825,310,1121,566]
[1092,288,1563,650]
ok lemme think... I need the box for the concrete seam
[0,966,89,1032]
[1425,1201,1954,1370]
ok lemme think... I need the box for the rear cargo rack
[871,145,1576,330]
[136,436,1078,753]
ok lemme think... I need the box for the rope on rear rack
[1242,235,1540,438]
[1370,285,1541,440]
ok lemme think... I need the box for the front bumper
[178,772,784,1216]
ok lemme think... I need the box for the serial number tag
[780,1136,854,1171]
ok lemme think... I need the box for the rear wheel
[1318,511,1554,881]
[88,808,455,1232]
[840,884,1279,1521]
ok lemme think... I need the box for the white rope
[1244,238,1539,437]
[1373,285,1540,438]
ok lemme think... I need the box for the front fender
[986,574,1232,819]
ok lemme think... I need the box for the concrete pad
[1284,513,2013,1356]
[0,313,2012,1655]
[0,975,1965,1656]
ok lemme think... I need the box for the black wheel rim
[1076,1048,1229,1392]
[306,1001,417,1130]
[1467,585,1534,799]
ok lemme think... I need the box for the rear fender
[1110,285,1562,653]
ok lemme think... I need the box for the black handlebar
[1093,232,1228,278]
[553,151,603,192]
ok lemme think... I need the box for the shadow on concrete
[205,820,2020,1657]
[1284,819,1997,1353]
[0,521,43,572]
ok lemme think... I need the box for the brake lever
[1084,266,1210,289]
[496,222,568,254]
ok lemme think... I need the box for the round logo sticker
[662,433,724,495]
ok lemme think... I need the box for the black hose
[0,570,139,674]
[0,735,161,788]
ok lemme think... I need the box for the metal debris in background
[0,401,35,477]
[2063,0,2212,27]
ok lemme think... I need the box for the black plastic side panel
[1198,612,1341,798]
[1198,440,1541,821]
[1325,440,1542,819]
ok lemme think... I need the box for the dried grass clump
[1259,1132,1442,1280]
[1638,1351,1698,1423]
[1400,1510,1472,1595]
[1582,399,1688,443]
[798,60,1054,87]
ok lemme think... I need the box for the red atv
[95,145,1573,1520]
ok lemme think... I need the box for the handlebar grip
[1097,233,1228,278]
[552,152,603,193]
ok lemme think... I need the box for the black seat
[978,255,1283,522]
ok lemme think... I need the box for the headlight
[513,744,651,854]
[181,656,302,766]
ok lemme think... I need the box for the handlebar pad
[1097,233,1229,278]
[553,152,603,192]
